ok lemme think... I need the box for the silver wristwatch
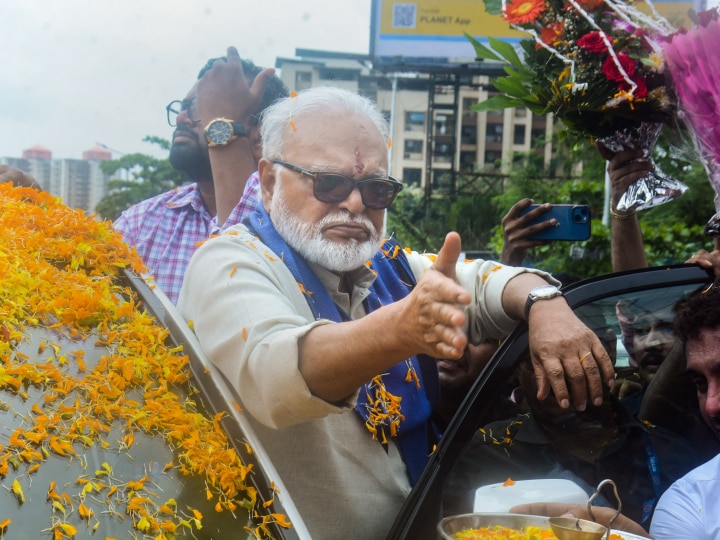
[524,284,563,320]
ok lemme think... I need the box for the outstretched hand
[196,46,274,126]
[398,232,471,359]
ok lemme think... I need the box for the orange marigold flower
[503,0,547,24]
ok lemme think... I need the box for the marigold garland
[0,183,289,539]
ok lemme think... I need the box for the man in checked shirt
[113,47,287,304]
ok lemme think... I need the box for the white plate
[473,478,589,513]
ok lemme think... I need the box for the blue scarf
[246,205,438,485]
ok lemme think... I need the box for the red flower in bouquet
[619,76,647,99]
[503,0,547,24]
[469,0,676,140]
[601,52,636,81]
[577,31,608,53]
[572,0,604,13]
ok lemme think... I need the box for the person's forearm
[298,301,425,403]
[611,214,648,271]
[500,272,558,321]
[209,143,256,226]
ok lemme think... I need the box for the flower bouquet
[468,0,688,211]
[662,8,720,235]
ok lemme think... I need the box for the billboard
[370,0,698,70]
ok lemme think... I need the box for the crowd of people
[4,46,720,539]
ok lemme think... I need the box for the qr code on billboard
[392,3,416,28]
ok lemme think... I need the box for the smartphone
[519,204,591,241]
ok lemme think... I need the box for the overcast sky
[4,0,716,162]
[0,0,372,160]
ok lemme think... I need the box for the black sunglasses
[273,160,403,210]
[166,98,198,126]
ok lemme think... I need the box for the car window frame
[386,263,714,540]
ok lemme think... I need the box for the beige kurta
[177,223,553,539]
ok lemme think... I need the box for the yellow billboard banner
[378,0,523,38]
[371,0,696,66]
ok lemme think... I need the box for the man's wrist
[610,207,636,221]
[524,284,563,320]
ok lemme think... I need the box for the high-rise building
[1,146,112,214]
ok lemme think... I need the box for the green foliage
[95,136,186,221]
[387,185,502,255]
[391,131,716,280]
[640,221,708,266]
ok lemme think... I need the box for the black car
[389,263,719,540]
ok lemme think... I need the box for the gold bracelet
[610,207,636,221]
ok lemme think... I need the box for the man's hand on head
[196,46,274,127]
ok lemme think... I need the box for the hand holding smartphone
[519,204,591,241]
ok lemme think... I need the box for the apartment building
[275,49,554,194]
[1,145,112,214]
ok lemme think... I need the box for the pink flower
[602,52,636,81]
[577,31,608,53]
[697,8,719,27]
[611,19,634,33]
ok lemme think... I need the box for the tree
[95,136,187,221]
[387,179,504,255]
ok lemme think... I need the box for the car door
[387,263,718,540]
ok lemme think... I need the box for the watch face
[207,120,233,145]
[530,285,561,299]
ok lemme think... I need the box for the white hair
[259,86,390,160]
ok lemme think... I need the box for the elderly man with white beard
[177,86,614,539]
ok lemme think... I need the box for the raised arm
[301,232,614,409]
[598,143,650,271]
[196,46,275,225]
